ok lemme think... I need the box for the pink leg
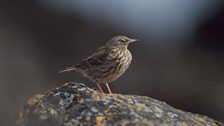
[105,83,112,94]
[96,83,104,93]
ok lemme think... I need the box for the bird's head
[106,36,138,49]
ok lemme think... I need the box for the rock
[16,82,223,126]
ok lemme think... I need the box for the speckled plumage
[60,36,137,93]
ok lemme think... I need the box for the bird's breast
[101,49,132,83]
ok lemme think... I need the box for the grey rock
[16,82,223,126]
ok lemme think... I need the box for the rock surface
[16,82,223,126]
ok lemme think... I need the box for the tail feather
[58,66,77,73]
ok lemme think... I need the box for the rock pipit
[59,36,137,94]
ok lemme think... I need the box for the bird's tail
[58,66,77,74]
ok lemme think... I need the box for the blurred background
[0,0,224,125]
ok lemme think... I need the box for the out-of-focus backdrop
[0,0,224,125]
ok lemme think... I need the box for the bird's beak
[129,39,138,43]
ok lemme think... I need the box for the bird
[59,36,137,94]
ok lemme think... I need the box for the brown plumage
[59,36,137,94]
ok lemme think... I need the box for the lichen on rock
[16,82,223,126]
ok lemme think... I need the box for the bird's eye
[119,39,126,43]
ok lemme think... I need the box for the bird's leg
[96,83,104,93]
[105,83,112,94]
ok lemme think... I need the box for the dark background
[0,0,224,125]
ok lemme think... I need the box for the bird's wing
[75,47,108,69]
